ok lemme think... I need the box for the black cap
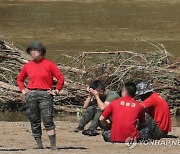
[26,41,46,56]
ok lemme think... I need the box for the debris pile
[0,41,179,113]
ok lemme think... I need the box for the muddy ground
[0,121,180,154]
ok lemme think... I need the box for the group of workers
[75,80,171,144]
[16,42,172,150]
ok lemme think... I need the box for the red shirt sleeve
[141,95,155,109]
[51,63,64,90]
[102,103,113,119]
[17,65,28,91]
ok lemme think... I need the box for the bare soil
[0,121,180,154]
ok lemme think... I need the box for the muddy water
[0,112,77,122]
[0,0,179,63]
[0,112,180,127]
[0,0,180,125]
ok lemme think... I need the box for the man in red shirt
[100,82,145,142]
[17,42,64,150]
[136,81,172,139]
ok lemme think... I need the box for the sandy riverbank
[0,121,180,154]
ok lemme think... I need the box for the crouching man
[100,82,145,142]
[74,80,119,136]
[136,81,172,140]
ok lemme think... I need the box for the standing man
[136,81,172,139]
[17,42,64,150]
[100,82,145,142]
[74,80,120,136]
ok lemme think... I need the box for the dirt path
[0,121,180,154]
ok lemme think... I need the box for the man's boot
[34,137,43,149]
[48,134,57,150]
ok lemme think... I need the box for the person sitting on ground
[74,80,120,136]
[100,82,146,142]
[136,81,172,140]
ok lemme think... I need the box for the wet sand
[0,121,180,154]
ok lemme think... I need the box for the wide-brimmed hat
[136,81,153,95]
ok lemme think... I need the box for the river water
[0,0,179,124]
[0,112,180,127]
[0,0,179,64]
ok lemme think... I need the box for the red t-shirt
[102,96,145,142]
[17,58,64,91]
[142,93,172,133]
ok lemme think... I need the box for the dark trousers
[78,106,102,130]
[25,90,55,138]
[139,113,167,140]
[102,113,167,142]
[102,130,111,142]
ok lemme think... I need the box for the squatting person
[74,80,119,136]
[17,42,64,150]
[136,81,172,140]
[100,82,146,142]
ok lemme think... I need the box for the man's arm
[99,103,112,127]
[95,95,109,111]
[91,89,119,111]
[141,95,155,110]
[89,89,108,110]
[17,66,28,94]
[51,63,64,92]
[100,115,109,126]
[83,95,92,109]
[48,63,64,96]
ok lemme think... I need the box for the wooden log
[0,81,85,98]
[59,66,86,74]
[0,81,20,92]
[154,86,180,92]
[82,51,140,55]
[0,54,27,64]
[0,40,31,62]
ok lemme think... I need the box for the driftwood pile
[0,40,179,114]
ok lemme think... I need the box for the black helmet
[136,81,153,95]
[26,41,46,56]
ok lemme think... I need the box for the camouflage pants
[102,130,111,142]
[102,113,167,142]
[139,113,167,140]
[25,90,55,138]
[78,105,102,130]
